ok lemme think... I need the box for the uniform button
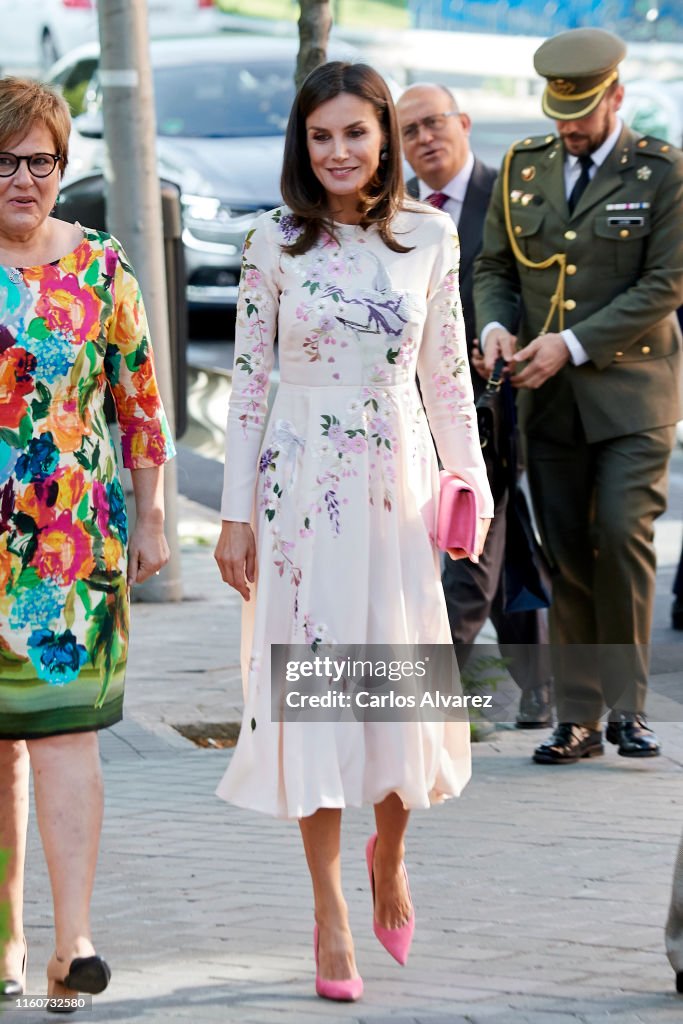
[545,134,554,143]
[564,229,576,240]
[615,351,624,357]
[661,144,670,152]
[514,224,522,235]
[619,229,630,238]
[638,139,648,148]
[566,264,577,275]
[564,299,576,311]
[641,345,651,354]
[523,138,532,145]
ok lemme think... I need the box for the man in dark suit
[476,29,683,762]
[396,83,552,727]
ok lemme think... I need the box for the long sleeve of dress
[104,238,176,469]
[220,213,279,522]
[416,218,494,518]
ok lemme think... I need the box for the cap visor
[542,86,607,121]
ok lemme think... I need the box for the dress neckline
[331,220,366,229]
[0,225,91,275]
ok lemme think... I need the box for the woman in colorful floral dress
[0,79,175,1006]
[214,63,493,1000]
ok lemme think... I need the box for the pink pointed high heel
[313,925,363,1002]
[365,833,415,965]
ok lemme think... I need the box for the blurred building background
[409,0,683,41]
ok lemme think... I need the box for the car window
[153,61,295,137]
[51,57,100,117]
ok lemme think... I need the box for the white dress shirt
[417,150,474,227]
[559,119,623,364]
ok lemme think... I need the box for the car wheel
[40,30,59,73]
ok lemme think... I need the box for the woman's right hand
[214,521,256,601]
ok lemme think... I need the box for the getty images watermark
[269,642,683,723]
[270,644,489,722]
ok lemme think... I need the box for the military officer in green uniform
[475,27,683,764]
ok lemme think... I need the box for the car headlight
[181,193,222,221]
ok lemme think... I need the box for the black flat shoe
[533,722,603,764]
[1,937,27,1001]
[47,954,110,1013]
[0,977,23,1000]
[605,715,661,757]
[672,598,683,631]
[677,971,683,994]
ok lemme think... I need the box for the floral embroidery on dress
[429,263,473,437]
[224,208,488,659]
[217,205,489,817]
[305,412,368,536]
[302,614,333,653]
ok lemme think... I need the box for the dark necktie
[426,191,449,209]
[567,154,593,214]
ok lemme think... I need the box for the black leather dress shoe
[605,715,661,757]
[516,684,552,729]
[676,971,683,994]
[532,723,603,764]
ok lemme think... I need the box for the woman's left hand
[446,517,492,564]
[127,517,170,585]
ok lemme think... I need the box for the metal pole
[97,0,182,601]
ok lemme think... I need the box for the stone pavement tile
[580,1014,683,1024]
[358,1016,492,1024]
[501,990,679,1019]
[467,1015,578,1024]
[18,523,683,1024]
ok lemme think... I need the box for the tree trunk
[97,0,182,602]
[296,0,332,89]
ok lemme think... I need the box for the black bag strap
[476,357,517,495]
[485,356,506,391]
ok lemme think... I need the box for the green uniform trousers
[526,415,674,722]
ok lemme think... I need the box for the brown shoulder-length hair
[0,77,71,173]
[280,61,410,255]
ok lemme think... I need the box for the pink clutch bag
[424,471,479,555]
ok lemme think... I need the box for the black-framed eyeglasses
[0,152,61,178]
[400,111,461,142]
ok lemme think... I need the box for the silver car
[48,34,358,308]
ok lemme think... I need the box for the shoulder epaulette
[510,133,557,154]
[633,135,681,162]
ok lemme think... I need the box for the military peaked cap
[534,28,627,120]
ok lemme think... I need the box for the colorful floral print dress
[0,228,175,739]
[216,206,493,818]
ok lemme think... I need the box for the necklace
[7,267,22,283]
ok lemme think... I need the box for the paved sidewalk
[17,490,683,1024]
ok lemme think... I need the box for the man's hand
[483,327,517,372]
[511,332,570,389]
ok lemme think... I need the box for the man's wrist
[561,328,589,366]
[480,321,507,350]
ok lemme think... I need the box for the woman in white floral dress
[214,63,493,1000]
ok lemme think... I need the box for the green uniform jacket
[474,124,683,444]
